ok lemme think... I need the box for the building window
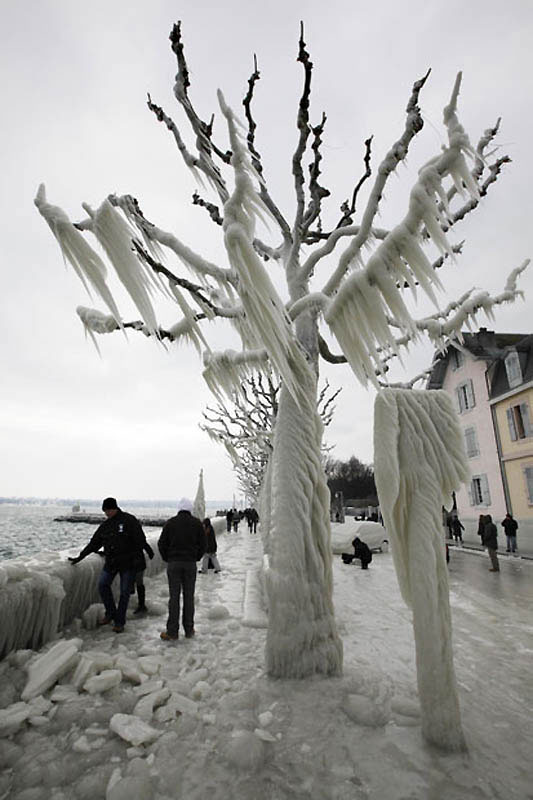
[464,426,480,458]
[504,351,522,388]
[451,348,464,371]
[506,403,533,441]
[469,474,491,506]
[524,466,533,504]
[456,379,476,413]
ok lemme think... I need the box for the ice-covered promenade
[0,525,532,800]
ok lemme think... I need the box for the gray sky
[1,0,532,501]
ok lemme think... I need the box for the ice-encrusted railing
[0,535,165,660]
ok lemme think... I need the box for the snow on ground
[0,524,532,800]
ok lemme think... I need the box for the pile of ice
[0,535,165,659]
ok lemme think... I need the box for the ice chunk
[21,639,82,701]
[84,650,115,671]
[343,694,390,727]
[133,679,163,697]
[82,603,103,630]
[49,685,79,702]
[109,713,161,747]
[132,688,170,721]
[28,696,52,716]
[114,655,145,685]
[165,692,198,716]
[225,732,266,770]
[254,727,277,742]
[137,656,161,676]
[258,710,273,727]
[0,701,32,736]
[84,669,122,695]
[71,655,97,689]
[72,735,92,753]
[206,604,230,620]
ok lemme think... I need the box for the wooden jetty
[54,514,168,527]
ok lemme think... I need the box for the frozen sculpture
[35,22,527,749]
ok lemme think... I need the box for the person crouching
[352,537,373,569]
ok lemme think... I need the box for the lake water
[0,502,229,561]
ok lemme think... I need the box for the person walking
[68,497,147,632]
[199,518,221,574]
[158,497,206,641]
[250,508,259,534]
[501,513,518,553]
[130,536,156,615]
[482,514,500,572]
[232,508,239,532]
[226,509,233,533]
[451,516,464,544]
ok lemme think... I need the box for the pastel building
[488,334,533,545]
[427,329,528,545]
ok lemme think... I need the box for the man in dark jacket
[501,513,518,553]
[482,514,500,572]
[68,497,147,632]
[158,497,206,641]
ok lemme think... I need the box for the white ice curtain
[374,388,469,751]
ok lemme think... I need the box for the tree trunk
[264,369,343,678]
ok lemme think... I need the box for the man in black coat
[158,497,206,641]
[501,513,518,553]
[68,497,148,632]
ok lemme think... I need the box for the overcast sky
[1,0,532,502]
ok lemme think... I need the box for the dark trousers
[167,561,197,636]
[98,568,136,626]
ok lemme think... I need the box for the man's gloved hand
[68,556,81,565]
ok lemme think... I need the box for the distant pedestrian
[68,497,147,633]
[352,537,372,569]
[482,514,500,572]
[226,509,233,533]
[451,516,464,544]
[158,498,206,641]
[199,518,221,574]
[249,508,259,534]
[232,508,239,532]
[501,513,518,553]
[477,514,486,539]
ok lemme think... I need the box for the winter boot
[133,585,147,615]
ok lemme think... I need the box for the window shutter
[467,481,475,506]
[480,474,491,506]
[456,387,464,413]
[507,408,518,441]
[466,379,476,409]
[520,403,533,437]
[525,467,533,503]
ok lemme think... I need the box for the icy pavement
[0,528,532,800]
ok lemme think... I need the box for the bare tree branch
[192,191,223,225]
[301,112,330,235]
[336,135,373,228]
[242,54,292,241]
[324,68,431,295]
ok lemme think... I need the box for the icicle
[34,185,123,327]
[218,91,310,407]
[168,282,209,354]
[91,200,160,337]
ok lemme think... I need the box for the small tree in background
[201,372,339,503]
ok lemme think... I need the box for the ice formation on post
[373,388,469,751]
[193,469,206,520]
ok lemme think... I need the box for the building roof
[426,328,527,391]
[487,333,533,399]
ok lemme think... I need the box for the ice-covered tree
[201,371,339,503]
[192,469,205,521]
[36,21,528,743]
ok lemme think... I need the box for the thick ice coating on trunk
[265,368,343,678]
[373,388,469,751]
